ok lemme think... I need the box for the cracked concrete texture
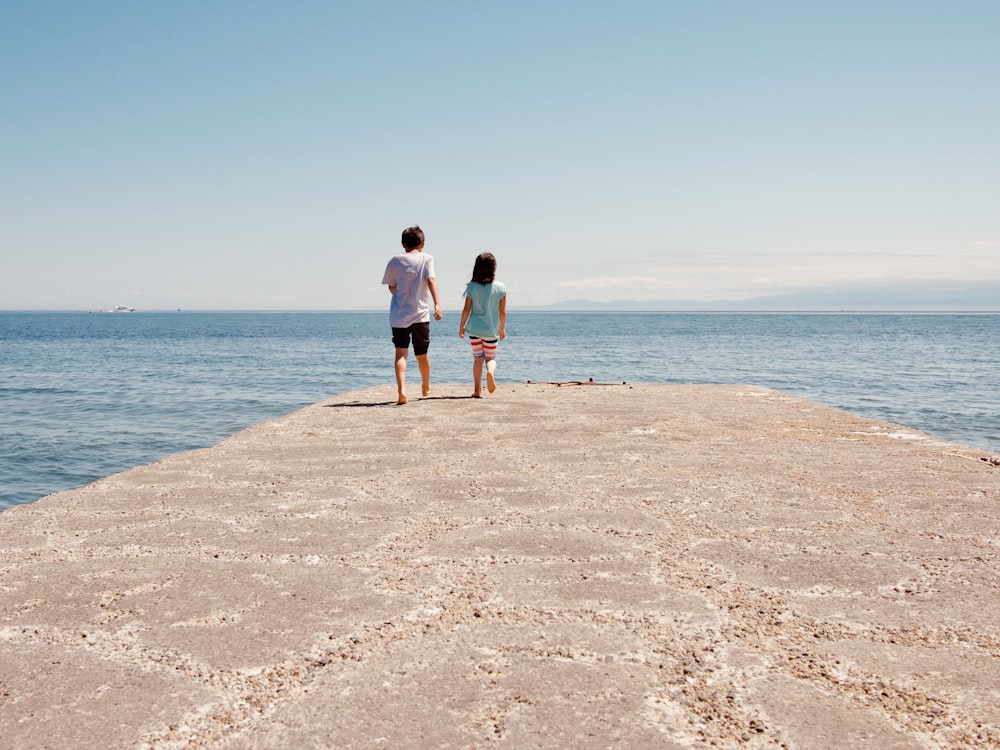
[1,383,998,749]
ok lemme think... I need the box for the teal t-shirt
[464,280,507,338]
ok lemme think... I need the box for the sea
[2,311,999,511]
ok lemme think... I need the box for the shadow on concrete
[325,394,478,408]
[324,401,398,408]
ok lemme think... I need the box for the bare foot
[422,385,431,397]
[471,392,482,398]
[397,394,408,405]
[486,372,496,393]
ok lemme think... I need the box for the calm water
[2,311,998,510]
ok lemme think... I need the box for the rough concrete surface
[1,383,998,749]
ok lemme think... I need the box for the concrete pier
[1,383,998,748]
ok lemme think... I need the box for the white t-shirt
[382,251,436,328]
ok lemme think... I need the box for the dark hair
[401,225,425,250]
[470,252,496,285]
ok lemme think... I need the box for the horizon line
[3,307,1000,314]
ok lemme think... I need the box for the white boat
[110,304,135,312]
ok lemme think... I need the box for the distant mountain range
[532,281,1000,312]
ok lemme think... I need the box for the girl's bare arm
[458,297,472,337]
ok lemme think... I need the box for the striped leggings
[469,336,498,361]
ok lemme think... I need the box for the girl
[458,253,507,398]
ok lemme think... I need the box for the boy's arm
[427,278,443,320]
[382,260,395,294]
[458,297,472,337]
[498,296,507,340]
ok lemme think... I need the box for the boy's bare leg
[486,360,497,394]
[416,353,432,397]
[394,348,408,404]
[472,358,483,398]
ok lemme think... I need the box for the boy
[381,225,442,404]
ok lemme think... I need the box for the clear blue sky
[3,1,998,310]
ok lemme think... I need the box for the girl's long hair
[470,253,496,285]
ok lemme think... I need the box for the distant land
[531,281,1000,312]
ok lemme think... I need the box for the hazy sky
[3,1,998,310]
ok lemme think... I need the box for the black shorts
[391,322,431,356]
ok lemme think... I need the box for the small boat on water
[110,304,135,312]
